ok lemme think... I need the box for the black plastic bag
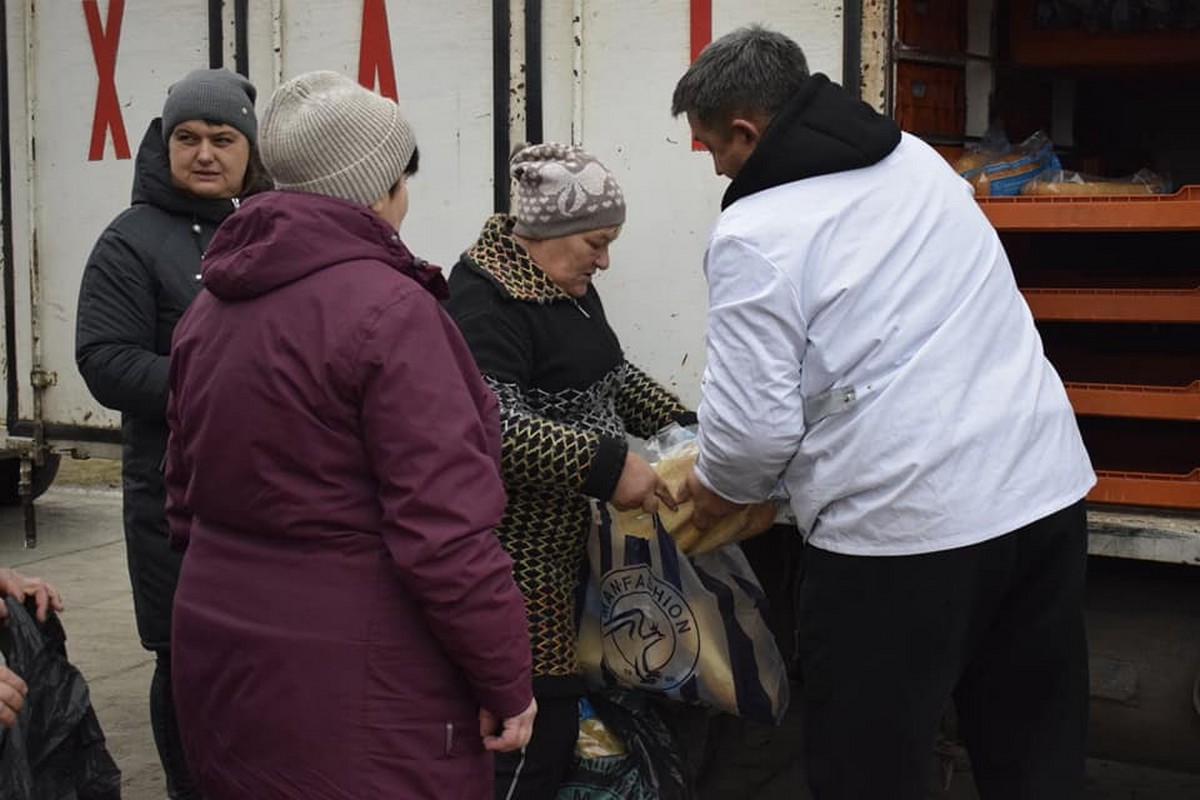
[0,596,121,799]
[557,690,692,800]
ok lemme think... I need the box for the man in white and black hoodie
[672,26,1095,800]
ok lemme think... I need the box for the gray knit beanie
[161,68,258,144]
[259,71,417,207]
[510,143,626,240]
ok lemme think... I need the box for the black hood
[130,118,237,224]
[722,73,902,210]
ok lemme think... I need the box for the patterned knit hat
[162,68,258,144]
[259,71,417,207]
[510,143,626,240]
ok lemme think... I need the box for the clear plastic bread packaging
[954,129,1060,197]
[1020,167,1168,196]
[614,425,777,555]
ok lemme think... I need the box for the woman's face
[168,120,250,200]
[529,226,621,298]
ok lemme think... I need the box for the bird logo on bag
[605,607,668,683]
[599,565,700,690]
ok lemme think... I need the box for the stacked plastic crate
[979,190,1200,511]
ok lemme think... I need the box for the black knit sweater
[446,215,693,695]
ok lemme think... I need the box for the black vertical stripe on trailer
[843,0,863,100]
[234,0,249,76]
[524,0,543,145]
[0,0,17,430]
[492,0,511,212]
[208,0,224,68]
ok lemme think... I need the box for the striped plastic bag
[576,504,789,725]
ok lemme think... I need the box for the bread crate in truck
[874,0,1200,775]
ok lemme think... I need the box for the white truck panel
[274,0,497,268]
[3,0,1192,566]
[5,0,34,427]
[21,1,212,431]
[8,0,498,437]
[541,1,844,408]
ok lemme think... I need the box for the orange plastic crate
[895,62,965,139]
[1066,381,1200,422]
[1008,0,1200,68]
[897,0,965,53]
[1089,469,1200,511]
[1021,287,1200,323]
[979,186,1200,231]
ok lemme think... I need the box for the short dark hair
[385,146,420,198]
[240,145,274,197]
[671,25,810,127]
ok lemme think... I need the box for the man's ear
[729,117,762,146]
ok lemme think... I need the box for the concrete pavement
[1,485,165,800]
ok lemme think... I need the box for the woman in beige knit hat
[446,142,696,799]
[164,71,535,798]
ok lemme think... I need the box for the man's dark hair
[671,25,810,127]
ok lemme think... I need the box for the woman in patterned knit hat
[446,142,696,799]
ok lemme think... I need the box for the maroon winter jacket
[165,191,532,800]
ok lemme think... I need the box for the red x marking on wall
[690,0,712,150]
[359,0,399,101]
[84,0,131,161]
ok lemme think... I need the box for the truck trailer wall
[2,0,847,447]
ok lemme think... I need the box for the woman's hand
[611,451,678,514]
[0,666,27,728]
[0,568,64,623]
[480,697,538,753]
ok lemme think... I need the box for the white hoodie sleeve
[694,234,808,504]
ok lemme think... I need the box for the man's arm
[694,235,808,506]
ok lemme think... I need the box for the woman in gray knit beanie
[445,145,694,798]
[163,71,537,799]
[76,66,267,800]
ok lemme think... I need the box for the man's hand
[683,467,743,531]
[480,697,537,753]
[0,666,27,729]
[0,568,64,623]
[611,452,678,514]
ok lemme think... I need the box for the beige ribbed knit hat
[510,143,626,240]
[260,71,416,206]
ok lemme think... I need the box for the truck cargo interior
[892,0,1200,781]
[895,0,1198,509]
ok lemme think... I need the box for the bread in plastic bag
[1020,167,1168,195]
[617,424,777,556]
[955,129,1061,197]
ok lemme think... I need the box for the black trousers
[493,693,579,800]
[124,502,200,799]
[679,524,811,800]
[798,500,1090,800]
[151,649,202,799]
